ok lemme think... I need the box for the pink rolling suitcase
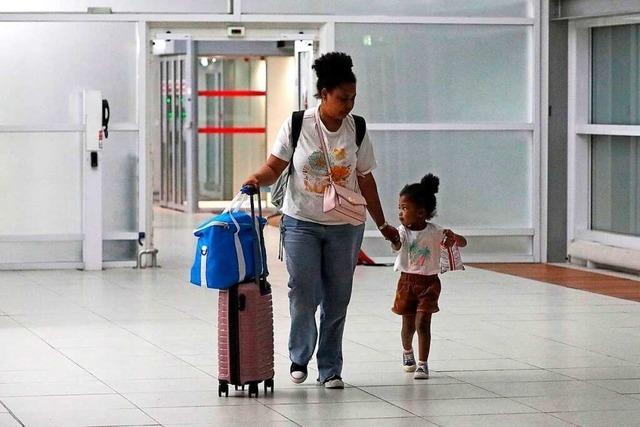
[217,186,275,398]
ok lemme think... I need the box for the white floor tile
[589,379,640,394]
[362,384,497,401]
[302,417,437,426]
[146,405,288,425]
[257,386,380,404]
[0,380,113,397]
[550,366,640,380]
[392,397,537,416]
[9,408,157,427]
[0,413,25,427]
[426,413,573,427]
[552,409,640,427]
[123,390,262,408]
[473,379,611,398]
[267,401,414,422]
[513,392,640,412]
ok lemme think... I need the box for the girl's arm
[443,229,467,248]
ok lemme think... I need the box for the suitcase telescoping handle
[240,185,269,293]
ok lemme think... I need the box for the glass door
[196,56,267,209]
[159,55,188,210]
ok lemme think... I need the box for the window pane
[0,0,229,13]
[367,131,532,230]
[242,0,531,17]
[591,136,640,236]
[592,24,640,125]
[0,22,137,125]
[337,24,532,123]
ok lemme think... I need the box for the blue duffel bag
[190,194,267,289]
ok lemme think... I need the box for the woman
[244,52,398,388]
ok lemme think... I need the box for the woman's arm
[244,155,289,188]
[358,173,399,242]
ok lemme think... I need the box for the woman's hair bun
[420,173,439,194]
[312,52,354,80]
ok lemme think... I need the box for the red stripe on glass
[198,90,267,97]
[198,127,266,134]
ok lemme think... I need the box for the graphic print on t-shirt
[408,237,432,267]
[302,148,352,194]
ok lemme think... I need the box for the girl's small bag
[440,243,465,273]
[314,111,367,226]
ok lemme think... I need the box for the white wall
[0,21,140,268]
[266,57,296,156]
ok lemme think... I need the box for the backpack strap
[353,114,366,147]
[291,110,305,149]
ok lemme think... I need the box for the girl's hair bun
[420,173,439,194]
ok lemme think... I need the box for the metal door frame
[159,54,189,211]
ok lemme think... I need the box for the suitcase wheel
[218,381,229,397]
[264,378,274,394]
[248,382,259,398]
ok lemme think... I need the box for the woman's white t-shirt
[271,106,377,225]
[394,223,445,276]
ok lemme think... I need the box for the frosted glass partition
[367,131,532,229]
[337,24,532,123]
[0,1,229,13]
[242,0,531,17]
[591,136,640,236]
[464,236,532,256]
[0,242,81,264]
[0,133,82,235]
[104,241,138,262]
[0,22,137,125]
[102,132,138,233]
[592,24,640,125]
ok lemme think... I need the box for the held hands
[380,224,400,246]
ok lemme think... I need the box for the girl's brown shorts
[392,272,441,315]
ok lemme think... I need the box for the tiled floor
[0,208,639,426]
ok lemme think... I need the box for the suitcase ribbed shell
[218,282,274,384]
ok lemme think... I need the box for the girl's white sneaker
[414,364,429,379]
[402,351,417,372]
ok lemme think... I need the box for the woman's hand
[243,175,260,187]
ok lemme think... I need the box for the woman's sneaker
[290,362,308,384]
[414,363,429,379]
[322,375,344,389]
[402,350,417,372]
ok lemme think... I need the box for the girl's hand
[442,229,456,248]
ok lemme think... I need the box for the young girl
[391,173,466,379]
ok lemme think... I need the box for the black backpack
[270,110,366,209]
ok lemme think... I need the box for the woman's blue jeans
[282,215,364,382]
